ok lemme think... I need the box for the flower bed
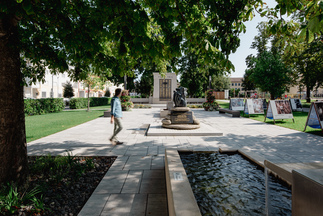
[120,90,134,111]
[202,89,219,111]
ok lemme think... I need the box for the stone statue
[173,87,187,107]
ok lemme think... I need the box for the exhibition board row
[228,98,323,132]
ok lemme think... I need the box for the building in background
[230,77,244,91]
[23,68,120,99]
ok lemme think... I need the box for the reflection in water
[180,153,291,216]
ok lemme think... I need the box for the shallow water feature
[180,152,291,216]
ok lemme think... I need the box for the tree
[178,52,206,97]
[104,89,111,97]
[211,74,231,91]
[178,52,229,97]
[242,70,256,91]
[63,82,75,98]
[250,51,292,100]
[135,71,154,98]
[242,55,257,91]
[83,74,105,112]
[230,88,240,98]
[2,0,319,186]
[295,37,323,102]
[260,0,323,54]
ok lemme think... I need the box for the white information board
[265,100,294,123]
[304,102,323,131]
[244,99,264,115]
[230,98,244,111]
[290,99,303,111]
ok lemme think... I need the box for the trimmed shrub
[69,97,111,109]
[24,98,65,115]
[69,98,87,109]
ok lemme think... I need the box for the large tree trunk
[0,16,28,185]
[270,92,275,100]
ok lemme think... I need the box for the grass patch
[26,106,110,143]
[242,111,322,136]
[217,100,230,109]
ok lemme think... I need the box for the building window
[42,91,46,98]
[232,83,234,86]
[238,83,240,86]
[235,83,237,86]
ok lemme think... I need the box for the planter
[122,107,131,111]
[204,107,209,111]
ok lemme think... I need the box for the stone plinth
[162,107,200,130]
[171,111,193,124]
[163,124,200,130]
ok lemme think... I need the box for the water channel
[180,152,292,216]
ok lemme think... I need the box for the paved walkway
[27,108,323,216]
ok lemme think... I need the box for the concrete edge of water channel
[165,148,202,216]
[165,148,323,215]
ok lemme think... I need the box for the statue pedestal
[162,107,200,130]
[170,107,193,124]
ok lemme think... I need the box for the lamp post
[209,75,211,89]
[124,75,127,90]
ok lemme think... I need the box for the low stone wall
[186,98,205,104]
[165,149,202,216]
[131,98,149,104]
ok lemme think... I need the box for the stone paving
[27,107,323,216]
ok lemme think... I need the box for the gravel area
[11,156,116,216]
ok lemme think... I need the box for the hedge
[69,97,111,109]
[24,98,65,115]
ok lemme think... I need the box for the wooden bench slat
[218,108,240,117]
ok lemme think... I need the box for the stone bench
[218,108,240,117]
[103,110,111,117]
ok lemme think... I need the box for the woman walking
[110,88,123,145]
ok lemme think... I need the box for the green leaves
[307,16,321,35]
[21,0,34,15]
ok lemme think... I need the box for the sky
[229,0,277,78]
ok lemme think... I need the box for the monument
[162,87,200,129]
[152,73,177,104]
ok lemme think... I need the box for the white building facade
[23,68,120,99]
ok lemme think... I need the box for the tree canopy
[250,50,292,99]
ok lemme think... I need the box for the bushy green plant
[133,104,151,109]
[187,104,203,108]
[202,101,218,111]
[206,89,216,102]
[120,91,133,111]
[69,97,111,109]
[69,98,88,109]
[29,152,95,184]
[0,183,43,215]
[24,98,65,115]
[203,89,218,111]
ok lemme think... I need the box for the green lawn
[217,100,230,109]
[26,106,110,143]
[217,100,322,136]
[243,112,322,136]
